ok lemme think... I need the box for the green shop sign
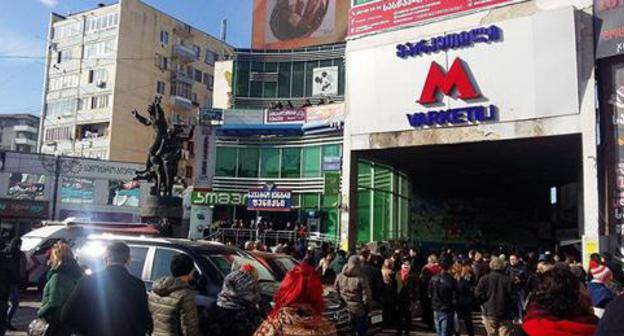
[191,191,247,206]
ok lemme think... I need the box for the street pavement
[7,292,487,335]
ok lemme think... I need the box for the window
[215,147,237,177]
[88,69,108,85]
[194,69,203,82]
[238,148,259,177]
[47,98,77,116]
[203,73,214,90]
[90,95,110,109]
[160,30,169,45]
[260,148,280,178]
[171,82,192,99]
[150,248,184,282]
[156,81,166,95]
[156,55,168,70]
[291,62,305,97]
[45,126,73,142]
[85,13,119,33]
[302,146,321,177]
[185,166,193,178]
[186,66,194,78]
[57,49,72,64]
[281,148,301,178]
[85,40,115,58]
[49,74,79,91]
[192,44,200,57]
[204,50,216,65]
[127,246,148,279]
[192,93,198,103]
[52,22,81,40]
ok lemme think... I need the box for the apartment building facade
[0,114,40,153]
[39,0,233,182]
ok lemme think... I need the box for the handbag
[28,318,50,336]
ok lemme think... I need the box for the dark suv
[72,235,351,333]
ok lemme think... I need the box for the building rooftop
[0,113,40,120]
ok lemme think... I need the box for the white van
[20,218,159,290]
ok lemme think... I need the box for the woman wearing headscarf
[253,264,336,336]
[380,258,397,329]
[37,242,84,336]
[205,264,265,336]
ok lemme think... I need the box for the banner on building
[349,0,518,37]
[247,184,292,211]
[191,190,248,206]
[594,0,624,59]
[322,156,341,171]
[312,66,339,97]
[306,103,345,122]
[265,108,306,124]
[252,0,349,49]
[200,108,223,123]
[194,126,215,188]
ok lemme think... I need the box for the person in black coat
[453,260,476,336]
[380,258,397,329]
[596,294,624,335]
[61,242,152,336]
[396,258,419,335]
[429,256,457,336]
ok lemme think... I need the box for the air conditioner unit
[96,80,106,88]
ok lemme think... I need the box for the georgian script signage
[191,191,247,206]
[265,109,306,124]
[247,185,292,212]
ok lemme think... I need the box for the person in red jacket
[512,267,597,336]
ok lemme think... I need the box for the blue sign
[406,105,498,128]
[322,156,341,171]
[247,184,292,212]
[200,108,223,122]
[396,25,502,59]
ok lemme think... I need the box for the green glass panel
[323,208,339,237]
[357,161,372,188]
[357,190,371,243]
[281,147,301,178]
[291,62,304,97]
[263,82,277,98]
[374,165,392,192]
[260,148,279,178]
[399,173,409,197]
[321,194,339,208]
[215,147,237,177]
[237,148,259,177]
[401,198,409,238]
[251,62,264,72]
[292,194,300,207]
[234,61,250,97]
[250,81,262,97]
[265,62,278,72]
[373,190,392,241]
[278,63,292,98]
[302,193,319,209]
[322,144,341,159]
[302,146,321,177]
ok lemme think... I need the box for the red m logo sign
[418,58,481,105]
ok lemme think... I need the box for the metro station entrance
[355,134,583,252]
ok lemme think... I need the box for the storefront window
[358,161,372,189]
[8,173,47,200]
[61,177,95,204]
[108,180,140,207]
[215,147,237,177]
[281,148,301,178]
[260,148,280,178]
[302,146,321,177]
[302,194,319,209]
[357,190,371,243]
[322,194,339,208]
[238,148,259,177]
[323,208,339,237]
[374,165,392,192]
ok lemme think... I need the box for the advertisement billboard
[349,0,519,37]
[312,66,339,97]
[594,0,624,59]
[252,0,349,49]
[247,185,293,212]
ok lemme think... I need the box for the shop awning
[217,124,303,136]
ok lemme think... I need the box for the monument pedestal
[141,195,184,237]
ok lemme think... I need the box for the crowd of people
[2,235,624,336]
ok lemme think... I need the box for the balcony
[172,71,195,86]
[14,138,38,147]
[174,44,198,63]
[173,24,193,37]
[171,95,193,110]
[14,125,38,133]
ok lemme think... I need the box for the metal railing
[205,228,339,246]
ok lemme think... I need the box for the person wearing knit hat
[587,253,615,311]
[204,264,264,336]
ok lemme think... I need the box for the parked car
[73,235,352,334]
[20,219,158,291]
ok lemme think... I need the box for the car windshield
[20,237,43,252]
[274,257,297,273]
[203,251,276,282]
